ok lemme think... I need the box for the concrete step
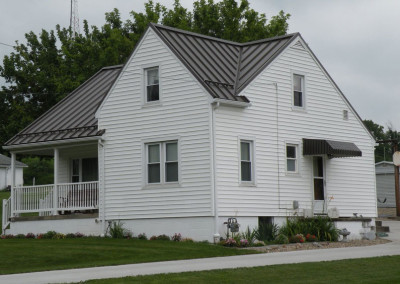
[376,226,390,233]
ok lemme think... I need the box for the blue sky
[1,0,399,130]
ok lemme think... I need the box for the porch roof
[5,65,122,148]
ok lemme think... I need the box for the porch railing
[12,181,99,216]
[2,197,11,234]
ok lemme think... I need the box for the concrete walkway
[2,221,400,284]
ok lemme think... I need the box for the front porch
[2,142,101,234]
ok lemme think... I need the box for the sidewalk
[1,221,400,284]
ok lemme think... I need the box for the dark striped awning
[303,139,362,158]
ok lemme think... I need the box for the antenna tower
[70,0,80,38]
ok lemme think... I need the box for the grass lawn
[0,238,258,274]
[0,190,11,229]
[80,255,400,283]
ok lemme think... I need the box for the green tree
[0,0,290,152]
[21,157,54,185]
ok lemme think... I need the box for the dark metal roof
[5,65,122,147]
[303,138,362,158]
[0,154,27,167]
[151,24,297,102]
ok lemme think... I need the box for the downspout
[274,82,284,210]
[98,139,106,236]
[212,101,220,243]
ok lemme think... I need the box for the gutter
[211,98,251,108]
[3,136,102,152]
[98,139,106,236]
[211,101,220,243]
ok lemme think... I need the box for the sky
[1,0,399,130]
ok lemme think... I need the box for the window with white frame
[286,144,298,172]
[293,74,304,107]
[240,140,253,182]
[145,67,159,102]
[147,141,178,184]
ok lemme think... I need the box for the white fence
[12,181,99,215]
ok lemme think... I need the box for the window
[286,145,297,172]
[72,159,80,183]
[146,67,159,102]
[71,158,98,182]
[343,110,349,120]
[293,74,304,107]
[240,141,253,182]
[146,141,178,184]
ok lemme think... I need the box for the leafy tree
[363,119,400,163]
[21,157,54,185]
[0,0,290,153]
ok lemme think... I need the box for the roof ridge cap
[150,23,241,46]
[241,32,299,46]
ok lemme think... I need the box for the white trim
[285,143,299,174]
[142,64,162,107]
[291,71,306,110]
[238,137,256,186]
[3,136,101,152]
[142,138,181,188]
[211,98,251,108]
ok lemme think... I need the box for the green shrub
[138,233,147,240]
[240,226,257,245]
[15,234,26,239]
[255,223,278,242]
[275,234,289,244]
[109,221,129,239]
[42,231,57,239]
[279,217,339,242]
[157,234,170,241]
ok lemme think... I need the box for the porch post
[53,148,59,215]
[10,152,16,217]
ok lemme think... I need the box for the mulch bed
[243,238,391,253]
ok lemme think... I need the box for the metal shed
[376,161,396,208]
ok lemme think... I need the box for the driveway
[1,220,400,284]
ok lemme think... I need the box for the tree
[0,0,290,152]
[363,119,400,163]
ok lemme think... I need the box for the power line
[0,42,14,48]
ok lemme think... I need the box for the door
[313,156,325,214]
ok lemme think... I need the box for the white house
[0,154,26,190]
[2,24,377,240]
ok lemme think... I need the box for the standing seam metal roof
[5,25,298,147]
[5,65,122,146]
[151,24,298,102]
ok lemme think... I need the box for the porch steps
[372,220,390,233]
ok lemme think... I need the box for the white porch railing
[2,197,11,234]
[11,181,99,215]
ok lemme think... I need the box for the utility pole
[70,0,80,38]
[377,139,400,216]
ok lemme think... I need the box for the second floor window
[240,140,253,182]
[293,74,304,107]
[146,67,159,102]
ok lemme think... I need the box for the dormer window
[146,67,159,102]
[293,74,304,108]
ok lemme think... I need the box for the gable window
[293,74,304,107]
[286,144,298,172]
[240,140,253,182]
[146,67,159,102]
[146,141,179,184]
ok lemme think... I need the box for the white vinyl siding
[98,29,212,220]
[215,37,376,218]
